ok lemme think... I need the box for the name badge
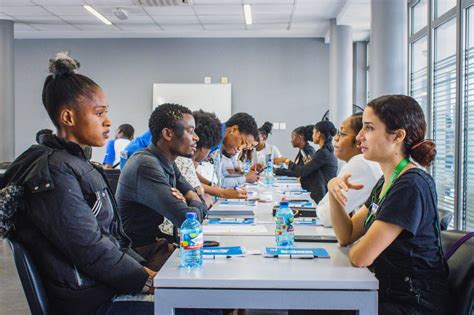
[370,202,379,215]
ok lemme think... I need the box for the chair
[7,238,49,315]
[438,208,453,230]
[441,230,474,315]
[103,168,121,195]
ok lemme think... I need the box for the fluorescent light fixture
[244,4,252,25]
[83,5,112,25]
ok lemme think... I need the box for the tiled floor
[0,239,29,315]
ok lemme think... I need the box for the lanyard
[364,158,410,227]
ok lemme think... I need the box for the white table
[154,181,378,314]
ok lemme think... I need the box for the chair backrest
[438,208,453,231]
[7,238,49,315]
[103,168,121,195]
[441,230,474,315]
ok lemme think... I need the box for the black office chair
[7,238,49,315]
[441,230,474,315]
[103,168,121,195]
[438,208,453,231]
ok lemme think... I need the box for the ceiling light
[244,4,252,25]
[83,5,112,25]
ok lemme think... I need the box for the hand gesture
[328,174,364,207]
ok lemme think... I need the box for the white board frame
[152,83,232,121]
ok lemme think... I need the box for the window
[412,0,428,34]
[433,18,457,215]
[434,0,457,18]
[462,5,474,230]
[410,36,428,114]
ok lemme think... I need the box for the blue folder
[263,247,330,258]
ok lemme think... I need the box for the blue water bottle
[263,156,274,186]
[275,201,295,247]
[243,159,251,176]
[180,212,203,268]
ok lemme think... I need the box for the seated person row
[116,104,208,263]
[274,125,316,177]
[275,121,338,203]
[316,113,382,227]
[328,95,450,313]
[1,53,220,315]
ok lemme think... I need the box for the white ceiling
[0,0,371,40]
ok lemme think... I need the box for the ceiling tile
[203,24,245,30]
[42,5,88,16]
[82,0,135,5]
[246,0,294,4]
[0,5,52,16]
[14,15,62,23]
[193,0,241,3]
[193,4,243,15]
[32,0,85,4]
[252,4,293,15]
[198,15,242,24]
[144,6,195,16]
[94,5,147,16]
[61,15,102,24]
[160,24,203,31]
[1,0,34,5]
[153,15,199,24]
[253,13,290,23]
[247,23,288,30]
[107,14,153,24]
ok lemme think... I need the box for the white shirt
[255,143,282,165]
[175,157,201,189]
[114,138,130,168]
[317,154,382,227]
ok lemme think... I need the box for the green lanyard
[364,158,410,227]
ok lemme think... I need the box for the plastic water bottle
[263,157,274,187]
[180,212,203,268]
[243,159,251,176]
[275,201,295,247]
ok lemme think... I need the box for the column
[353,41,368,108]
[0,19,14,162]
[329,19,353,127]
[370,0,408,98]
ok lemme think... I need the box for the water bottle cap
[280,201,289,207]
[186,212,197,220]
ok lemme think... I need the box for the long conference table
[154,179,379,314]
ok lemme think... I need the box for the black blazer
[275,142,316,177]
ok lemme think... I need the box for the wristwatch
[141,276,154,294]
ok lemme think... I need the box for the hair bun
[48,51,80,76]
[260,121,273,134]
[304,125,314,142]
[410,140,436,168]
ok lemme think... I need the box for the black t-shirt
[364,168,448,280]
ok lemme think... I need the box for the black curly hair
[259,121,273,139]
[149,103,192,145]
[225,112,259,139]
[193,110,222,149]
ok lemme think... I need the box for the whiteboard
[153,83,232,121]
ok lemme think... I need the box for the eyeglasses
[336,130,357,138]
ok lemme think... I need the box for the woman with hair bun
[277,121,338,203]
[275,125,316,177]
[328,95,450,314]
[254,121,281,167]
[2,52,221,315]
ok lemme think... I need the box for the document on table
[203,225,268,235]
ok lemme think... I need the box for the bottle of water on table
[180,212,203,268]
[263,155,274,186]
[275,201,294,247]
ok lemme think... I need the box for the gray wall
[14,38,329,161]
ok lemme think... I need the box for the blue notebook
[207,218,255,225]
[207,209,255,217]
[203,246,245,257]
[263,247,330,258]
[294,218,322,226]
[218,200,257,207]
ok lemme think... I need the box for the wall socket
[204,76,211,84]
